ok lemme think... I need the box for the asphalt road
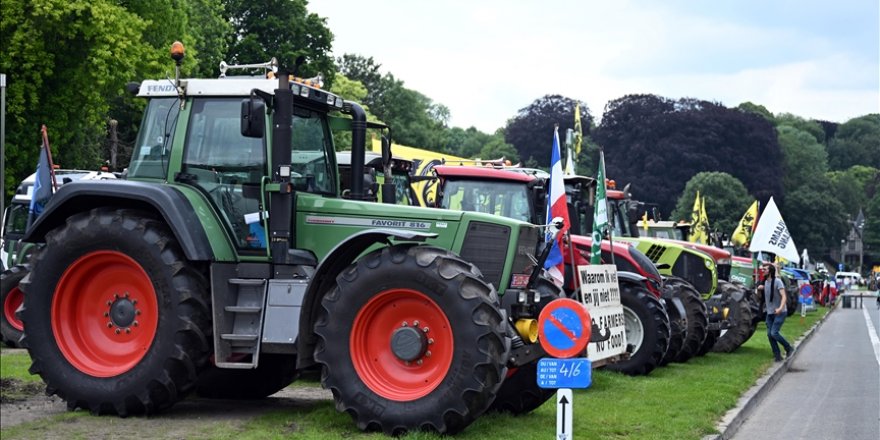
[732,296,880,440]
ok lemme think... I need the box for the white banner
[577,264,627,362]
[748,197,800,264]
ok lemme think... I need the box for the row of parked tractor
[0,46,806,436]
[337,154,809,377]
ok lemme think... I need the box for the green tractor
[18,47,559,435]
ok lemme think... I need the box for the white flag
[748,197,799,264]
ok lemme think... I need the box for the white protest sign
[577,264,627,362]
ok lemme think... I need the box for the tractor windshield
[439,178,532,222]
[128,98,180,179]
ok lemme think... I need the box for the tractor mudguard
[296,228,437,368]
[22,180,213,261]
[616,270,648,284]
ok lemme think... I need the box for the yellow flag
[574,105,583,155]
[700,195,710,244]
[642,211,649,232]
[689,191,704,243]
[731,201,758,247]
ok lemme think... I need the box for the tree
[776,125,828,193]
[864,192,880,258]
[1,0,153,194]
[826,165,880,218]
[478,137,519,164]
[503,95,592,168]
[594,94,783,217]
[784,178,849,255]
[826,114,880,170]
[224,0,335,83]
[187,0,233,77]
[775,113,825,144]
[671,172,752,236]
[736,101,774,122]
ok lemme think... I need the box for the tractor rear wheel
[665,277,708,363]
[195,354,298,399]
[606,280,670,376]
[1,265,28,348]
[20,208,211,415]
[712,282,755,353]
[489,276,560,415]
[314,245,509,435]
[658,292,685,367]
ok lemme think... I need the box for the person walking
[757,264,793,361]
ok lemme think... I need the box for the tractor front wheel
[665,277,709,363]
[1,265,28,347]
[314,245,509,435]
[20,208,211,415]
[712,281,755,353]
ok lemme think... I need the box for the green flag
[590,151,608,264]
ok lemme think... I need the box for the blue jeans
[766,313,793,359]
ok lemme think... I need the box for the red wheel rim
[350,288,453,401]
[51,251,159,377]
[4,285,24,332]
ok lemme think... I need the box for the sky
[310,0,879,133]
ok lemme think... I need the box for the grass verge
[0,306,829,440]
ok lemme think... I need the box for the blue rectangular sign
[537,357,592,389]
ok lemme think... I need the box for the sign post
[537,298,593,440]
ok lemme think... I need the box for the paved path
[731,299,880,440]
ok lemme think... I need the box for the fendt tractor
[17,44,563,435]
[1,168,117,347]
[427,165,711,375]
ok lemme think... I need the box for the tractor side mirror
[241,98,265,138]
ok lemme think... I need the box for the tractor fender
[22,180,213,261]
[296,228,437,368]
[616,270,648,284]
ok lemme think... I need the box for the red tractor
[428,165,710,375]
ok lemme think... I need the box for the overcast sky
[310,1,879,133]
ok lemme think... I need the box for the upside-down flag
[574,105,583,155]
[731,201,758,247]
[544,127,571,286]
[590,151,608,264]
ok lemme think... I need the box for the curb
[701,302,836,440]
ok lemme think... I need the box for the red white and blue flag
[544,127,571,286]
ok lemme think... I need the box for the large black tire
[606,280,670,376]
[490,275,560,415]
[1,265,28,348]
[313,245,509,435]
[20,208,212,415]
[697,330,719,356]
[658,292,685,367]
[712,281,755,353]
[195,354,298,399]
[664,277,709,363]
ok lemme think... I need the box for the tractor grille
[717,263,731,282]
[459,221,511,289]
[510,226,540,278]
[644,244,667,262]
[672,252,713,295]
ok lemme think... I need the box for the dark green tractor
[18,47,557,435]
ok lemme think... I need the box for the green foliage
[503,95,592,168]
[784,178,849,253]
[774,113,825,143]
[1,0,152,193]
[776,125,828,192]
[736,101,774,122]
[478,138,519,164]
[864,192,880,255]
[187,0,233,77]
[672,172,752,235]
[224,0,335,84]
[827,114,880,170]
[826,165,879,218]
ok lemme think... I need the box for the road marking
[861,305,880,367]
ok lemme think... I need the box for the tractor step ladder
[214,278,267,368]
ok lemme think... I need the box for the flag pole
[41,125,58,191]
[601,148,615,265]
